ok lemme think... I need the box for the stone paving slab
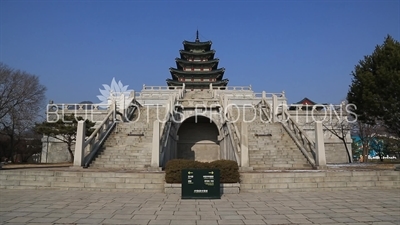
[0,189,399,224]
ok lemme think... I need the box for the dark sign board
[181,169,220,199]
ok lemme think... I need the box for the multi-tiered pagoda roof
[167,31,228,90]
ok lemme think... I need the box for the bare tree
[353,120,391,162]
[0,63,46,162]
[310,103,353,163]
[322,113,353,163]
[353,122,377,163]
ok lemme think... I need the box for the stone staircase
[89,107,160,170]
[248,120,313,170]
[228,107,312,170]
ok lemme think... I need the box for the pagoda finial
[195,30,199,42]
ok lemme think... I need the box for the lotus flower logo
[97,77,133,105]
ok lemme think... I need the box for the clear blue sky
[1,0,399,105]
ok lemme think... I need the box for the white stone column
[240,122,249,167]
[315,121,327,168]
[73,120,86,167]
[151,120,160,168]
[272,94,278,123]
[223,95,228,109]
[262,91,266,100]
[120,93,125,118]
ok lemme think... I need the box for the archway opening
[177,116,220,162]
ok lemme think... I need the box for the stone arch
[177,116,220,162]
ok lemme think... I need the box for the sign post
[181,169,220,199]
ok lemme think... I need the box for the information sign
[181,169,220,199]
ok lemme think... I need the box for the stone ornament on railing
[98,78,133,106]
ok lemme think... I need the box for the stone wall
[241,170,400,193]
[288,111,353,163]
[0,170,398,193]
[41,137,72,163]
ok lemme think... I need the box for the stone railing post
[315,121,327,168]
[151,120,160,168]
[281,103,286,121]
[272,94,278,123]
[223,95,228,109]
[73,120,86,167]
[112,100,116,121]
[240,122,249,168]
[120,93,125,118]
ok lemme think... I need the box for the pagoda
[166,31,228,90]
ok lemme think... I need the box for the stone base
[315,165,327,170]
[147,167,162,172]
[239,167,253,172]
[164,183,240,194]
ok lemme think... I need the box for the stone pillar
[272,94,278,123]
[315,121,327,168]
[223,95,228,109]
[240,122,249,168]
[151,120,160,168]
[262,91,266,100]
[120,93,125,118]
[73,120,86,167]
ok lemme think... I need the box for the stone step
[247,122,311,168]
[0,170,165,192]
[239,171,400,193]
[91,162,150,168]
[108,135,153,140]
[250,156,306,160]
[103,145,152,150]
[89,109,156,169]
[99,151,151,155]
[94,157,151,162]
[91,162,151,168]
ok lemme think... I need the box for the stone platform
[0,163,399,193]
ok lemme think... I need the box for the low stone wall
[164,183,240,194]
[240,170,400,193]
[0,170,165,192]
[0,169,398,193]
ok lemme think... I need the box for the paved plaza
[0,189,399,225]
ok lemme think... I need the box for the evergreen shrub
[165,159,239,183]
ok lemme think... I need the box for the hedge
[165,159,239,183]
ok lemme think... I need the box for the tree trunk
[362,144,369,163]
[341,138,352,163]
[378,150,383,162]
[9,132,15,163]
[67,143,74,163]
